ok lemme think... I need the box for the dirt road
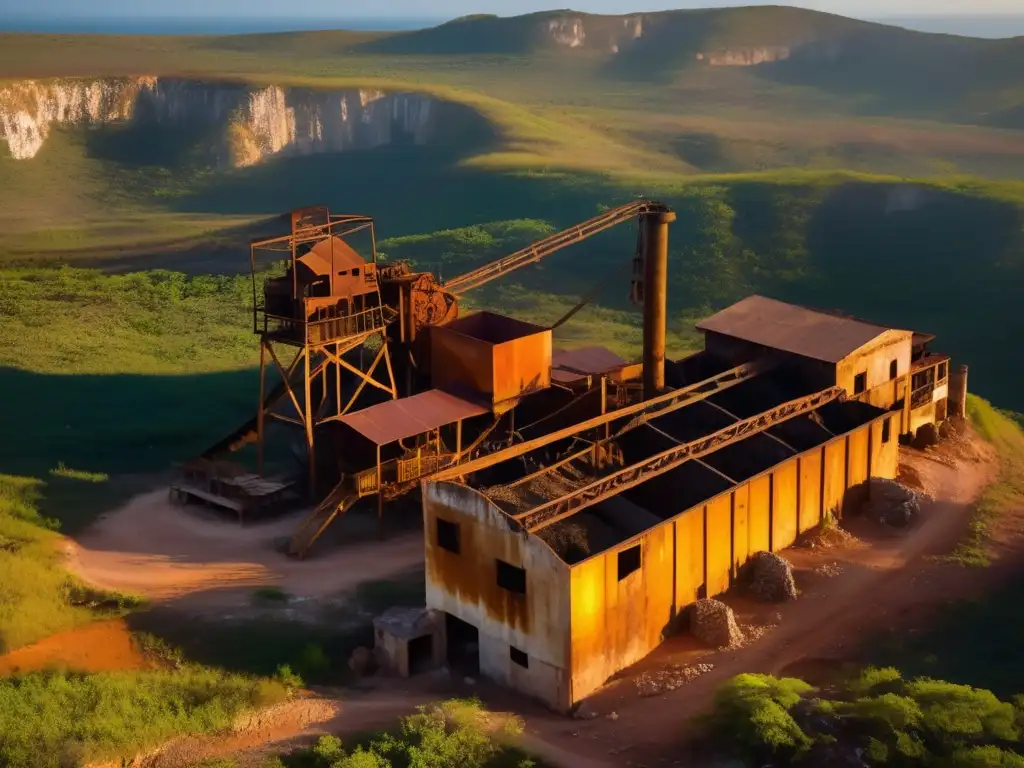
[63,490,425,611]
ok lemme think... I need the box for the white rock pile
[691,599,745,648]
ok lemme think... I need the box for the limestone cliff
[0,78,436,166]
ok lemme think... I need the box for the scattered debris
[747,551,798,602]
[691,599,745,648]
[814,562,844,578]
[739,623,776,645]
[536,521,590,562]
[573,702,600,720]
[865,478,924,528]
[606,711,619,720]
[636,663,715,697]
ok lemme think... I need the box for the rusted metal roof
[696,295,900,364]
[551,346,628,384]
[339,389,488,446]
[303,236,365,274]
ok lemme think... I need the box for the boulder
[865,478,921,528]
[691,599,745,648]
[748,551,798,603]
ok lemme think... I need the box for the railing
[911,384,934,409]
[398,452,457,484]
[256,304,394,346]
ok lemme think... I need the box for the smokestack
[642,210,676,399]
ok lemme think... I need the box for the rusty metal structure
[173,200,678,556]
[165,193,962,711]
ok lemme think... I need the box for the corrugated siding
[771,459,799,551]
[674,508,705,608]
[748,475,772,555]
[823,438,847,517]
[706,495,733,597]
[798,450,823,534]
[848,427,870,488]
[732,483,750,575]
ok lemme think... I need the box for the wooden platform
[169,473,298,522]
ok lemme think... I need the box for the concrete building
[416,295,953,713]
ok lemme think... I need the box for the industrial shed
[422,372,899,712]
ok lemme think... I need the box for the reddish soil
[16,425,1024,768]
[0,619,147,676]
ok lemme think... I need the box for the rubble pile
[635,662,715,697]
[748,551,798,602]
[865,478,923,528]
[814,562,844,578]
[691,599,745,648]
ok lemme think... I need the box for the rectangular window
[617,544,642,581]
[496,559,526,595]
[436,518,460,554]
[510,646,529,668]
[882,417,891,444]
[889,360,898,380]
[938,362,948,381]
[854,372,868,395]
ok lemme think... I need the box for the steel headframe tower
[249,207,398,496]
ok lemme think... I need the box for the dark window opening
[938,362,948,381]
[496,559,527,595]
[882,417,892,444]
[889,360,898,381]
[352,267,361,277]
[617,544,642,581]
[436,518,460,554]
[510,646,529,668]
[854,372,868,395]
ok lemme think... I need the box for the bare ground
[62,490,425,613]
[17,426,1024,768]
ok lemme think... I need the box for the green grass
[0,665,292,767]
[946,395,1024,567]
[276,699,544,768]
[707,670,1024,767]
[0,475,143,653]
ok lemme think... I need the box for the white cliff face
[695,47,792,66]
[0,77,437,167]
[548,18,586,48]
[547,15,644,53]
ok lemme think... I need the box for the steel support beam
[519,387,845,533]
[642,210,675,399]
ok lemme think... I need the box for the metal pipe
[642,210,675,399]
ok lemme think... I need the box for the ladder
[288,482,359,559]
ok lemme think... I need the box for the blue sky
[2,0,1021,17]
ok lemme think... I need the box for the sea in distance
[1,13,1022,38]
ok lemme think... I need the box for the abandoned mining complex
[169,201,966,712]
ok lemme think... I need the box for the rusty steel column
[642,210,676,400]
[949,364,969,418]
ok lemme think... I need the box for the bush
[280,700,536,768]
[0,667,288,767]
[710,674,814,760]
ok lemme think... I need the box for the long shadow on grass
[863,572,1024,699]
[0,366,260,533]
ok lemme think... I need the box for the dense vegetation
[271,700,540,768]
[0,665,293,767]
[708,670,1024,767]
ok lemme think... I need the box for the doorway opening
[445,613,479,676]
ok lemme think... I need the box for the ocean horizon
[0,16,448,35]
[0,13,1022,39]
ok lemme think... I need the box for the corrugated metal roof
[305,236,365,273]
[339,389,488,446]
[551,346,628,384]
[696,295,901,364]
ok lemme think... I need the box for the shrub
[710,674,814,759]
[0,667,287,766]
